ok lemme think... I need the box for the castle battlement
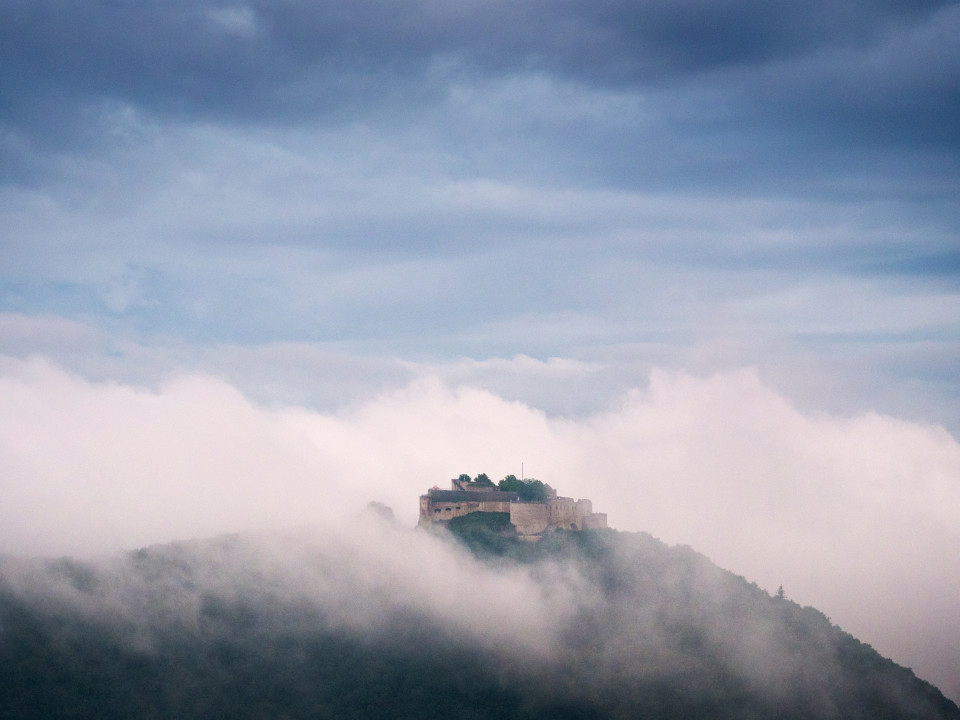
[418,477,607,540]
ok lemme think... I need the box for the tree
[473,473,493,486]
[776,585,786,601]
[457,474,472,484]
[498,475,548,502]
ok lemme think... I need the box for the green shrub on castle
[498,475,549,502]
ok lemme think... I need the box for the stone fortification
[418,489,519,525]
[418,478,607,540]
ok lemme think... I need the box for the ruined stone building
[418,476,607,540]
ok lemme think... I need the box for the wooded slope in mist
[1,524,957,720]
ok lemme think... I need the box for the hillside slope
[0,524,956,720]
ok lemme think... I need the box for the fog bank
[0,356,957,700]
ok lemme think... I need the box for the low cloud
[0,356,958,699]
[1,517,579,661]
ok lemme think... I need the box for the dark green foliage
[0,585,533,720]
[445,512,525,558]
[497,475,549,502]
[1,530,958,720]
[447,510,515,536]
[459,529,960,720]
[456,472,493,486]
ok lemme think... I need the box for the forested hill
[1,522,957,720]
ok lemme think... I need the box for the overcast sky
[1,0,959,703]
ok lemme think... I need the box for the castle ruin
[418,476,607,541]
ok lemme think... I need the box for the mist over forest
[1,360,959,704]
[1,512,958,719]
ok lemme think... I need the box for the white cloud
[0,356,958,699]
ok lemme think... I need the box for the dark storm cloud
[1,0,956,165]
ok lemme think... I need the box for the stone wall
[511,496,607,537]
[548,496,580,529]
[420,496,514,526]
[582,512,608,530]
[509,503,550,536]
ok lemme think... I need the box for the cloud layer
[2,1,957,362]
[0,357,957,699]
[3,1,957,153]
[2,1,958,436]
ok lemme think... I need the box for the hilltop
[419,473,607,539]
